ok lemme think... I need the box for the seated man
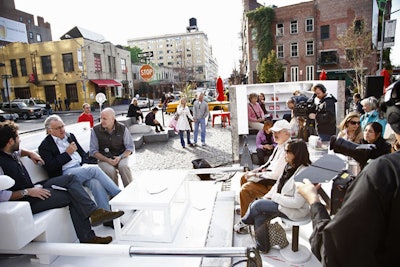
[38,115,121,225]
[90,108,135,187]
[145,107,165,132]
[238,120,291,220]
[0,121,123,244]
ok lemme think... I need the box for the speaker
[365,75,384,99]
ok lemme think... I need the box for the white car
[137,97,154,108]
[0,109,19,122]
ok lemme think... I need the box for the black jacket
[38,133,86,178]
[309,151,400,266]
[315,94,337,136]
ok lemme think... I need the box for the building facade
[241,0,386,87]
[0,38,131,109]
[127,30,218,86]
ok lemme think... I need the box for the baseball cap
[270,120,291,132]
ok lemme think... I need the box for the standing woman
[234,139,311,252]
[361,122,391,163]
[337,112,363,143]
[176,98,194,148]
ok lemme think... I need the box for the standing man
[78,103,94,128]
[309,84,337,141]
[0,121,124,244]
[193,93,209,146]
[38,115,121,216]
[90,108,134,187]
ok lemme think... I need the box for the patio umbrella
[216,76,225,102]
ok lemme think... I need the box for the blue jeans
[63,165,121,210]
[179,130,192,147]
[194,118,206,144]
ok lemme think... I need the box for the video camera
[329,136,376,168]
[293,95,316,118]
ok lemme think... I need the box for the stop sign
[139,64,154,81]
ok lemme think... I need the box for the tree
[336,19,373,96]
[258,50,284,83]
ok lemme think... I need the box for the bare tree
[336,19,373,96]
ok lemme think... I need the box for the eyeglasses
[51,124,65,131]
[349,121,360,125]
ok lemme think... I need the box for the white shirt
[51,135,82,171]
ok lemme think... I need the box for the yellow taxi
[165,96,229,114]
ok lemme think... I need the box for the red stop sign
[139,64,154,81]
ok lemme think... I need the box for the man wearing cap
[238,120,292,220]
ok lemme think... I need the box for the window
[41,55,52,74]
[62,53,74,72]
[306,65,314,80]
[252,47,258,61]
[290,20,298,34]
[291,66,299,82]
[290,42,298,57]
[305,18,314,32]
[320,51,338,65]
[276,23,284,36]
[120,58,127,73]
[94,54,102,72]
[36,34,42,42]
[65,83,78,102]
[321,25,330,40]
[108,56,116,73]
[277,44,284,58]
[306,41,314,56]
[20,58,27,76]
[10,59,18,77]
[29,32,33,39]
[354,19,364,34]
[251,28,257,40]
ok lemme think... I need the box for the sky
[13,0,399,80]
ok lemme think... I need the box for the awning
[90,79,121,87]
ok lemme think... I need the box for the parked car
[0,109,19,122]
[1,102,42,120]
[137,97,154,108]
[12,98,47,114]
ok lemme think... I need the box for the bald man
[90,108,134,187]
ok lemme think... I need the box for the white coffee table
[110,170,189,242]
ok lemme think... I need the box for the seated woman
[234,139,311,253]
[361,122,391,167]
[337,112,363,143]
[255,120,275,165]
[145,107,164,132]
[248,93,265,131]
[127,98,144,123]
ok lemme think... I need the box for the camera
[329,136,376,168]
[293,95,316,118]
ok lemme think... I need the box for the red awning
[90,79,122,87]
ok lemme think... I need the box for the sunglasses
[349,121,360,125]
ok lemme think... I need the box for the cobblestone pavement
[131,112,236,184]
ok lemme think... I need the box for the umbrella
[216,76,225,102]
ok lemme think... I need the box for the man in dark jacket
[309,84,337,141]
[297,81,400,266]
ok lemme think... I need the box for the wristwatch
[21,189,28,197]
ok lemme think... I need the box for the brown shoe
[83,235,112,244]
[90,209,124,227]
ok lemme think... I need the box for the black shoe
[155,129,160,133]
[90,209,124,227]
[103,220,124,229]
[83,235,112,244]
[160,128,165,131]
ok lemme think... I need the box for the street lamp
[64,34,88,104]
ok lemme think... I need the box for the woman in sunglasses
[337,112,363,143]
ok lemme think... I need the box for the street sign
[137,51,154,58]
[139,64,154,81]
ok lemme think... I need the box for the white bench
[0,122,91,264]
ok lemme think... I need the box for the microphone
[65,132,73,143]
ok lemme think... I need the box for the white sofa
[0,122,91,264]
